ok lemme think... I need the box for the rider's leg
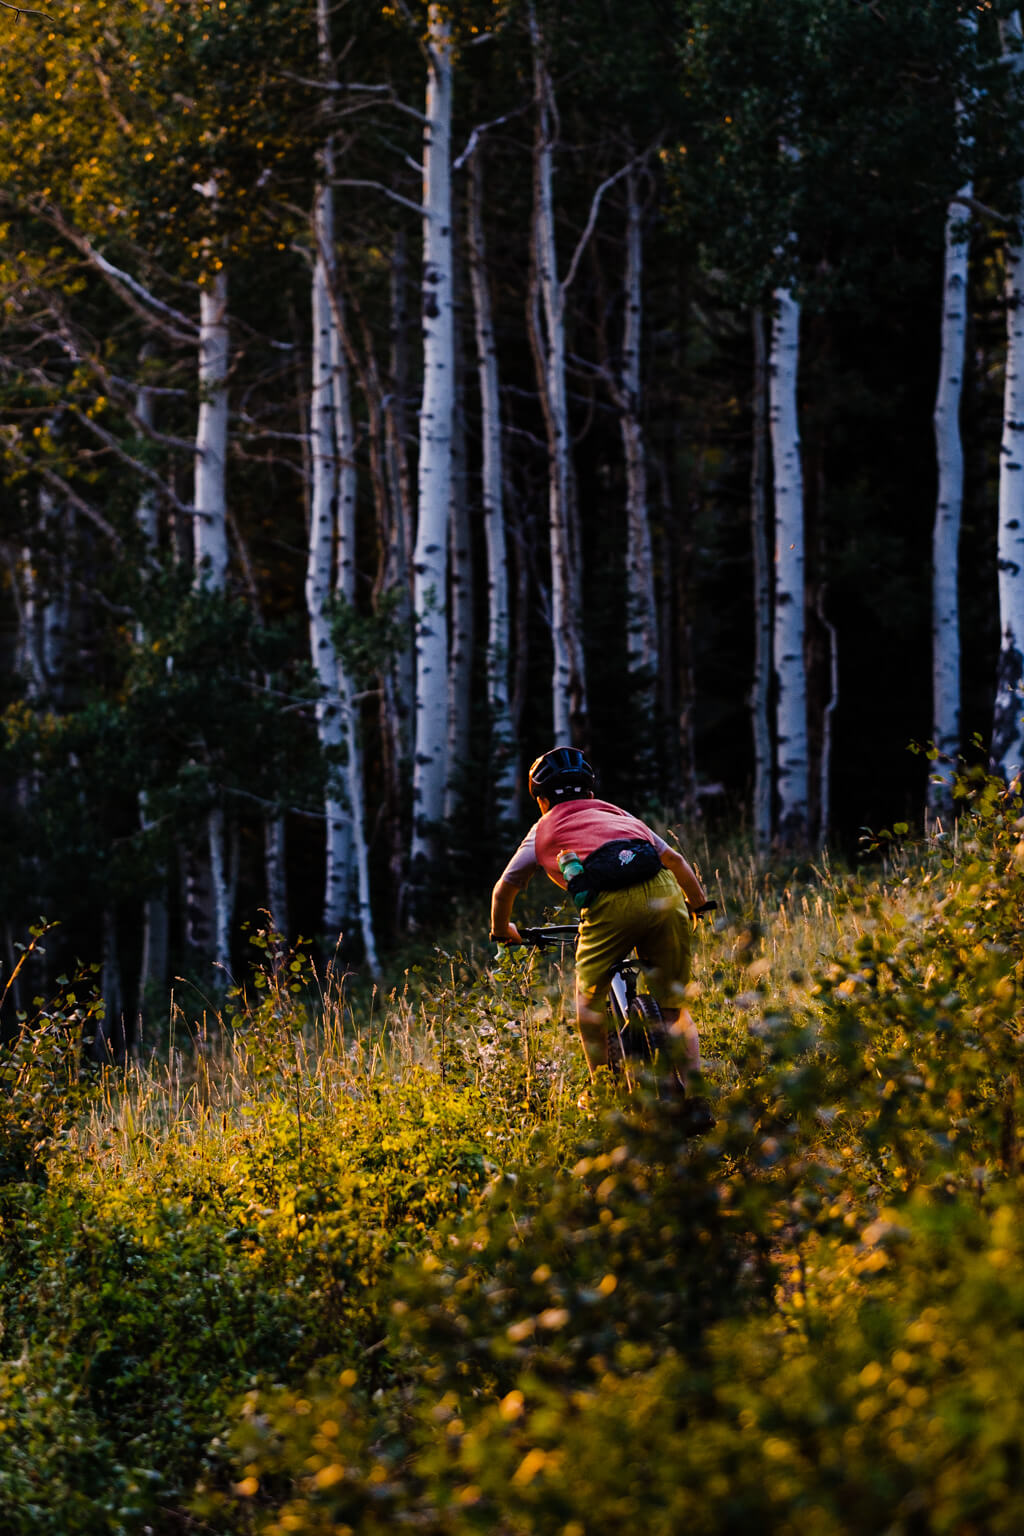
[572,892,631,1077]
[661,1004,701,1084]
[575,987,610,1074]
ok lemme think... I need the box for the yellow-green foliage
[5,773,1024,1533]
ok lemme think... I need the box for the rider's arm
[490,824,541,940]
[489,877,522,942]
[660,846,707,911]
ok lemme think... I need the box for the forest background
[2,0,1024,1038]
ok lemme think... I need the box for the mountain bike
[504,907,717,1129]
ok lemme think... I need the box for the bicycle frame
[513,924,645,1062]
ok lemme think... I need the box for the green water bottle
[557,849,589,912]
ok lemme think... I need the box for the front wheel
[609,994,683,1093]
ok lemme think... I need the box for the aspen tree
[930,195,970,810]
[382,227,416,808]
[467,141,517,826]
[750,310,772,855]
[445,242,473,822]
[192,181,232,974]
[528,2,587,746]
[994,11,1024,782]
[411,2,454,872]
[769,282,809,844]
[309,0,380,970]
[308,160,355,941]
[601,156,658,782]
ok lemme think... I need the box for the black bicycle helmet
[528,747,596,802]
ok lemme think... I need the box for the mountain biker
[490,747,710,1094]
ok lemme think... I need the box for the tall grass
[60,835,938,1187]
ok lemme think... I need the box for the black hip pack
[567,838,662,906]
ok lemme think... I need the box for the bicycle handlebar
[493,925,579,948]
[493,903,718,950]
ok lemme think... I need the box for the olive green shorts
[575,867,692,1012]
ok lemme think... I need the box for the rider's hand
[490,922,522,944]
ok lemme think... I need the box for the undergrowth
[1,773,1023,1533]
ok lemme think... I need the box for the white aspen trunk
[620,164,658,690]
[308,172,355,939]
[751,309,773,854]
[15,487,65,704]
[931,188,970,810]
[13,537,47,702]
[135,371,160,552]
[994,13,1024,780]
[380,228,416,924]
[467,145,517,823]
[264,815,288,936]
[384,227,416,767]
[529,7,587,746]
[445,254,472,823]
[208,801,231,974]
[194,264,230,587]
[312,0,379,972]
[328,275,380,976]
[192,192,232,971]
[38,489,68,700]
[994,229,1024,780]
[411,3,454,869]
[769,285,809,842]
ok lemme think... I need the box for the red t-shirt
[499,798,668,890]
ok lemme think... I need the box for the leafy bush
[8,775,1024,1533]
[206,774,1024,1536]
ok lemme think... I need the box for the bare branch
[331,178,423,217]
[33,203,200,342]
[452,99,532,173]
[0,1,57,22]
[561,160,636,296]
[67,407,193,516]
[950,192,1011,226]
[35,465,123,548]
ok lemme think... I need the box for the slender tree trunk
[769,286,809,843]
[529,3,587,746]
[380,229,416,925]
[931,192,970,810]
[445,247,472,822]
[15,487,63,704]
[411,3,454,872]
[994,12,1024,778]
[619,164,658,692]
[750,310,773,853]
[208,801,231,975]
[383,226,416,771]
[194,264,230,588]
[510,481,531,771]
[467,144,517,826]
[310,0,379,970]
[191,201,232,971]
[604,159,658,789]
[93,907,127,1065]
[309,174,354,938]
[817,582,838,846]
[135,374,169,1012]
[993,233,1024,779]
[264,816,288,935]
[38,487,68,701]
[329,288,380,975]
